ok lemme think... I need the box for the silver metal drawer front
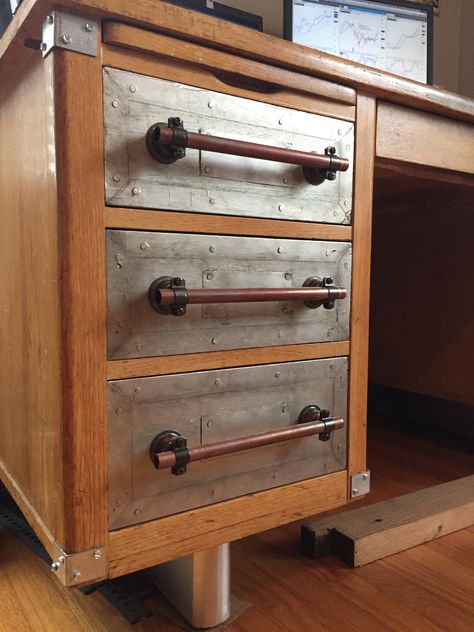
[107,231,351,359]
[108,358,347,529]
[103,68,353,224]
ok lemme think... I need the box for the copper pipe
[157,286,347,306]
[154,417,344,469]
[156,125,349,172]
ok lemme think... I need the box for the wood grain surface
[2,0,474,122]
[0,53,65,545]
[347,94,376,482]
[54,49,108,553]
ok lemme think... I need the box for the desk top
[0,0,473,124]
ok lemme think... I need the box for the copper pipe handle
[149,275,346,316]
[146,117,349,185]
[150,405,344,475]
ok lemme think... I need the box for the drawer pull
[146,117,349,185]
[148,275,346,316]
[150,405,344,475]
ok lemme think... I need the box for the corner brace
[350,470,371,499]
[41,10,98,58]
[50,545,107,587]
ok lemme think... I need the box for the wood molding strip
[107,470,347,577]
[107,341,350,380]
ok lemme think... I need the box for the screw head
[140,242,150,250]
[71,571,81,581]
[362,472,369,481]
[84,23,95,32]
[277,247,283,254]
[207,420,213,428]
[209,198,216,205]
[131,187,140,196]
[214,379,221,387]
[209,245,216,253]
[327,171,337,181]
[208,101,215,108]
[282,177,288,184]
[92,549,101,560]
[129,84,136,93]
[61,34,72,44]
[211,337,218,345]
[51,562,61,572]
[206,272,214,280]
[203,166,211,174]
[111,99,120,108]
[112,174,121,182]
[352,488,359,496]
[46,14,54,24]
[278,204,285,212]
[284,272,292,280]
[274,371,281,379]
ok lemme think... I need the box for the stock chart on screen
[287,0,432,83]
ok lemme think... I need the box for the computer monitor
[284,0,433,84]
[164,0,263,31]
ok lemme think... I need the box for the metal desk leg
[151,543,231,629]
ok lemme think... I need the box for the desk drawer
[107,230,351,359]
[108,358,347,528]
[103,68,353,224]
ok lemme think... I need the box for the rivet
[134,508,142,515]
[204,166,211,174]
[208,101,215,108]
[140,241,150,250]
[284,272,292,280]
[277,331,283,339]
[282,177,288,184]
[115,407,124,415]
[330,363,335,370]
[278,119,283,125]
[112,174,121,182]
[209,198,216,205]
[278,204,285,212]
[71,571,81,581]
[274,371,281,379]
[337,129,342,135]
[327,330,334,338]
[282,403,288,413]
[61,34,72,44]
[211,337,218,345]
[206,272,214,280]
[111,100,120,108]
[277,247,283,254]
[214,379,221,387]
[209,245,216,253]
[134,387,142,394]
[85,23,95,32]
[136,344,143,351]
[129,84,136,93]
[207,420,213,428]
[132,187,140,196]
[92,549,101,560]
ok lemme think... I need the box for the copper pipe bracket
[150,406,343,475]
[146,117,348,185]
[148,275,345,315]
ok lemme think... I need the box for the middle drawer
[107,231,351,359]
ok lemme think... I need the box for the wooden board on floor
[301,475,474,566]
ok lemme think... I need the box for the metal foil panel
[103,68,353,224]
[107,231,351,359]
[108,358,348,528]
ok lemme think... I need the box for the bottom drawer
[108,358,347,529]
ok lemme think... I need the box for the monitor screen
[284,0,433,84]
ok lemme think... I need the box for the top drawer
[103,68,354,224]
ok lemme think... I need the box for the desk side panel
[0,53,65,546]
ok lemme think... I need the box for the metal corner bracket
[50,544,107,587]
[41,10,98,58]
[350,470,370,499]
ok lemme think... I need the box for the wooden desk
[0,0,472,587]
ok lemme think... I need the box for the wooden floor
[1,424,473,632]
